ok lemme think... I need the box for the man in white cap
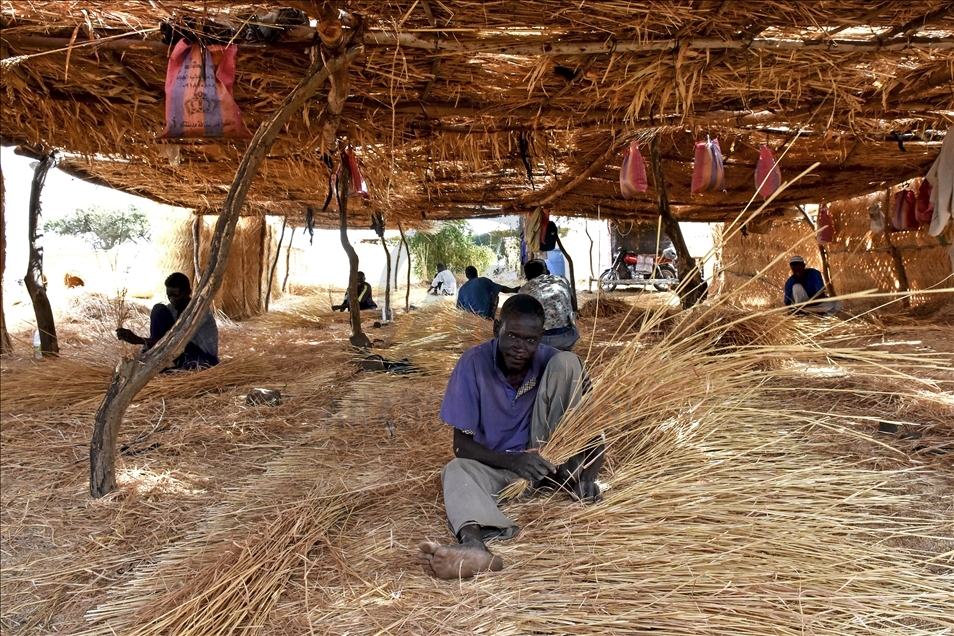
[784,255,842,315]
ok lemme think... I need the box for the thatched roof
[2,1,951,227]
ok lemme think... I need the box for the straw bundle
[576,295,630,318]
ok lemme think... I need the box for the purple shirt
[439,339,559,453]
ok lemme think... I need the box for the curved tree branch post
[650,136,704,309]
[264,216,287,311]
[553,232,578,312]
[336,151,372,348]
[89,45,364,498]
[398,221,411,312]
[1,164,12,354]
[381,235,392,321]
[281,226,295,293]
[25,152,59,356]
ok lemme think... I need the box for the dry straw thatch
[1,1,951,227]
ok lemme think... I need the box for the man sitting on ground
[784,255,842,315]
[116,272,219,370]
[332,271,378,312]
[520,259,580,351]
[428,263,457,296]
[417,294,604,579]
[456,265,520,320]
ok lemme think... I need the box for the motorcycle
[599,246,679,292]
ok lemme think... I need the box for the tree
[407,221,495,280]
[45,205,150,251]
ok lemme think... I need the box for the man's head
[495,294,545,371]
[164,272,192,311]
[436,262,446,273]
[357,271,366,284]
[465,266,478,280]
[523,259,548,281]
[789,255,806,278]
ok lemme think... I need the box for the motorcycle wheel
[654,265,678,292]
[599,268,619,292]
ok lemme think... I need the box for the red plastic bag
[816,206,834,244]
[343,147,368,197]
[891,190,918,231]
[158,40,250,139]
[691,138,725,193]
[620,140,648,197]
[754,145,781,199]
[915,180,934,225]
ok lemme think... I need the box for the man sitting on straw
[116,272,219,370]
[520,259,580,351]
[428,263,458,296]
[784,256,842,316]
[456,265,520,320]
[417,294,604,579]
[332,271,378,312]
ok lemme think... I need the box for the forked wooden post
[265,216,287,311]
[0,164,12,354]
[650,136,704,309]
[398,221,411,312]
[89,45,363,498]
[337,151,371,348]
[381,235,392,320]
[25,153,59,355]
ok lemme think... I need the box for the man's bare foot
[416,541,504,579]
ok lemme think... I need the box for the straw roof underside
[1,1,952,227]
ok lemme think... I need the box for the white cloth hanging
[926,130,954,237]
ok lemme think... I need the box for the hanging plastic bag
[868,201,885,234]
[891,189,918,231]
[816,206,834,244]
[335,147,369,197]
[691,137,725,193]
[158,40,250,139]
[754,145,781,199]
[915,180,934,225]
[620,140,648,197]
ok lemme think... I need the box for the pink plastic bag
[891,190,918,231]
[754,145,781,199]
[158,40,250,139]
[691,137,725,193]
[620,140,648,198]
[336,147,369,197]
[915,180,934,225]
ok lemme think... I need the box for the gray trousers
[791,283,843,315]
[541,326,581,352]
[441,351,585,539]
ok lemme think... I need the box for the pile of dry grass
[577,295,631,318]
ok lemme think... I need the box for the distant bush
[45,205,150,251]
[407,221,495,280]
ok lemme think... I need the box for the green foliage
[407,221,495,279]
[45,205,151,251]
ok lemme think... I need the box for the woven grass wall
[719,184,953,312]
[155,209,276,320]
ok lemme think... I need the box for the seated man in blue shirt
[116,272,219,370]
[417,294,604,579]
[456,265,520,320]
[784,255,842,315]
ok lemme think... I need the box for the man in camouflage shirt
[519,259,579,351]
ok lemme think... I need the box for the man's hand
[508,450,556,482]
[571,479,602,504]
[116,328,144,345]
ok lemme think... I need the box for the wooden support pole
[881,190,911,309]
[89,44,364,499]
[191,216,202,283]
[337,152,371,349]
[381,236,392,321]
[25,153,59,356]
[399,221,411,312]
[282,227,295,293]
[265,216,287,311]
[650,137,703,309]
[0,164,12,354]
[554,233,578,312]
